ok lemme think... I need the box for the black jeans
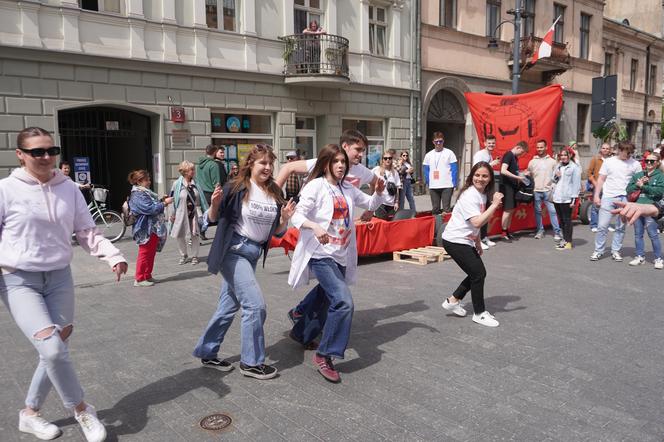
[430,187,453,214]
[442,239,486,314]
[554,202,573,243]
[480,224,488,240]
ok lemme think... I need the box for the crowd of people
[2,124,664,442]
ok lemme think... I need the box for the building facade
[0,0,417,208]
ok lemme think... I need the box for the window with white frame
[439,0,456,28]
[210,112,273,171]
[79,0,121,13]
[206,0,239,32]
[369,5,387,56]
[294,0,323,34]
[295,117,317,161]
[342,119,385,168]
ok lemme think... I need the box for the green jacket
[626,168,664,204]
[196,156,221,193]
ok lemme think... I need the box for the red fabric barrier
[270,215,436,256]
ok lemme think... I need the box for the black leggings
[442,239,486,313]
[554,202,573,243]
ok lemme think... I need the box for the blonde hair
[178,160,195,175]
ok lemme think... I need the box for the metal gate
[58,107,152,211]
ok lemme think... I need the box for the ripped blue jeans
[0,266,84,410]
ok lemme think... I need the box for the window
[295,117,316,161]
[604,53,613,76]
[206,0,238,32]
[553,4,565,43]
[79,0,120,13]
[439,0,456,28]
[210,113,273,171]
[626,121,638,141]
[522,0,535,37]
[295,0,323,34]
[577,104,589,142]
[630,58,638,91]
[342,119,384,168]
[369,5,387,56]
[579,13,590,59]
[648,64,657,96]
[486,0,501,37]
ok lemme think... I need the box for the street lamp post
[487,0,524,95]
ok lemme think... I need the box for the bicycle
[76,184,126,243]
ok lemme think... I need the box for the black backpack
[515,178,534,204]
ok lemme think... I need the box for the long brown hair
[458,161,495,197]
[230,144,284,203]
[305,144,349,185]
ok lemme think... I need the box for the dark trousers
[442,239,487,314]
[480,224,488,240]
[554,202,573,243]
[430,187,453,214]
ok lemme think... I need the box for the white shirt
[599,156,642,198]
[306,159,375,188]
[441,186,486,247]
[234,181,278,243]
[472,149,492,166]
[371,166,401,206]
[423,148,457,188]
[311,182,352,266]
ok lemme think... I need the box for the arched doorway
[425,89,466,166]
[58,107,153,211]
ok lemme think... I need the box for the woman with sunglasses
[371,149,401,220]
[626,152,664,268]
[193,144,295,380]
[0,127,128,442]
[397,150,417,211]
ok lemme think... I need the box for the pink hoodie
[0,168,125,272]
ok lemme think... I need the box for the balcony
[280,34,350,86]
[509,35,571,81]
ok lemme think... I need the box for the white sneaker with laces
[655,258,664,270]
[484,239,496,247]
[611,251,623,262]
[472,311,499,327]
[591,227,598,233]
[608,226,616,232]
[442,298,467,317]
[480,241,489,250]
[590,251,602,261]
[75,405,106,442]
[19,410,61,440]
[553,234,562,242]
[629,256,645,266]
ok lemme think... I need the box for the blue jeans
[634,216,662,259]
[193,233,267,366]
[594,196,626,254]
[533,191,561,235]
[291,258,353,359]
[398,178,417,211]
[590,203,599,229]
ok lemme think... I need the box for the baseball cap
[285,151,298,158]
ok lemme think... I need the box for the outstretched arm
[275,160,309,187]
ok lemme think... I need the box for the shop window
[210,113,272,171]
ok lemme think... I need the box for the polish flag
[531,16,561,64]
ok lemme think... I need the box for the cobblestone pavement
[1,204,663,441]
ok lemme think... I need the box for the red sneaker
[313,353,340,383]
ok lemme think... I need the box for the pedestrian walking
[128,170,173,287]
[441,161,503,327]
[193,144,295,380]
[288,144,387,382]
[626,152,664,268]
[169,161,208,265]
[551,148,581,250]
[0,127,128,442]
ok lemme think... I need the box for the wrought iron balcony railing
[511,35,571,67]
[280,33,349,78]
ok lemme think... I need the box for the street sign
[73,156,91,185]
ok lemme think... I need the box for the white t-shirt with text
[598,156,642,198]
[305,159,375,188]
[441,186,486,247]
[234,181,278,243]
[423,148,457,189]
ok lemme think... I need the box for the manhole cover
[199,413,232,431]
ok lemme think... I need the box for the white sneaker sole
[202,362,234,372]
[19,424,61,441]
[472,317,499,327]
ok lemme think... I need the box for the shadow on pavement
[486,295,525,313]
[157,269,211,283]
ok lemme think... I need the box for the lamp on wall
[392,0,406,9]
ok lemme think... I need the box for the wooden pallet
[393,246,449,265]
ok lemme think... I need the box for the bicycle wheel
[94,210,126,243]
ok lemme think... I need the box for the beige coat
[169,179,202,238]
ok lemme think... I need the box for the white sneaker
[590,251,602,261]
[534,230,544,239]
[482,238,496,247]
[480,241,489,250]
[75,405,107,442]
[553,234,562,242]
[472,311,499,327]
[629,256,645,266]
[19,410,61,440]
[591,227,598,233]
[655,258,664,270]
[611,251,623,262]
[442,298,467,317]
[608,226,616,232]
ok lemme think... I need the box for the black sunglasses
[18,146,61,157]
[383,156,393,160]
[645,159,658,164]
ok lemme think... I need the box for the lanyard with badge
[433,150,443,181]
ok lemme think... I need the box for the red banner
[465,84,563,168]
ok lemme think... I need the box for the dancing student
[441,161,504,327]
[0,127,128,442]
[288,144,386,382]
[193,144,295,380]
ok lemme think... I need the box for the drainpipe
[408,0,415,158]
[414,0,422,189]
[641,43,652,151]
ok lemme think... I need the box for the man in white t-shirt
[423,131,457,214]
[472,134,500,248]
[590,141,643,262]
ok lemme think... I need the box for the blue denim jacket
[129,189,167,250]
